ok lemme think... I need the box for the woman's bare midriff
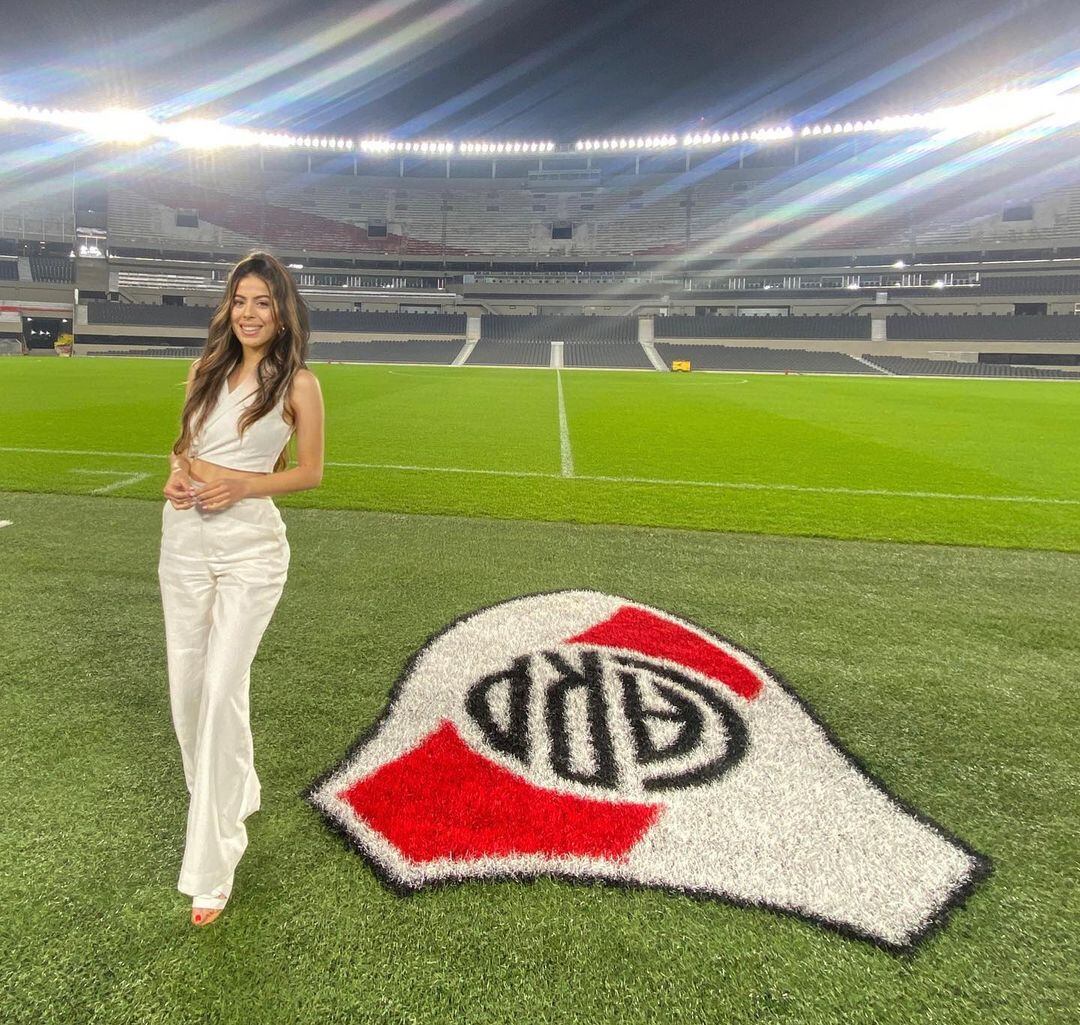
[188,458,269,485]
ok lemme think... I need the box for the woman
[159,251,324,927]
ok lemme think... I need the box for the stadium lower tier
[308,340,462,364]
[862,355,1080,378]
[653,344,879,373]
[563,341,655,369]
[465,340,550,366]
[68,339,1080,377]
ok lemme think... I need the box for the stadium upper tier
[85,303,465,334]
[5,129,1079,261]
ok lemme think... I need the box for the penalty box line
[2,445,1079,507]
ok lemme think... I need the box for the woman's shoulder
[289,368,322,397]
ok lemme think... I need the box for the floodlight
[81,107,157,143]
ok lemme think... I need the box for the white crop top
[189,376,293,473]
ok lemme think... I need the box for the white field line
[0,520,12,528]
[556,369,575,477]
[3,445,1079,506]
[70,469,152,495]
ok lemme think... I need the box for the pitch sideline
[1,445,1078,506]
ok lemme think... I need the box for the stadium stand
[481,314,637,342]
[863,355,1080,379]
[90,346,204,359]
[308,311,465,334]
[89,132,1080,260]
[80,334,197,347]
[652,344,881,373]
[85,302,465,334]
[654,315,872,340]
[0,260,18,280]
[563,342,654,369]
[87,303,211,327]
[465,340,550,366]
[307,340,461,364]
[886,314,1080,341]
[980,274,1080,295]
[28,257,74,283]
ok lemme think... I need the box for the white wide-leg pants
[158,497,289,898]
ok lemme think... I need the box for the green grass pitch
[1,356,1078,1024]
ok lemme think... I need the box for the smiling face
[230,274,278,354]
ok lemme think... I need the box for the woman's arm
[163,360,200,508]
[246,369,324,498]
[197,370,325,508]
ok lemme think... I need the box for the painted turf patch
[306,592,990,951]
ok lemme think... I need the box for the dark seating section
[466,340,550,366]
[309,311,466,334]
[79,334,199,347]
[308,340,461,364]
[85,302,465,334]
[29,257,74,283]
[653,344,880,374]
[0,260,18,280]
[563,342,653,369]
[980,275,1080,295]
[655,315,872,340]
[863,355,1080,379]
[887,314,1080,340]
[87,303,211,327]
[481,314,636,343]
[92,346,204,359]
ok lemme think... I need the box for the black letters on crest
[464,648,749,792]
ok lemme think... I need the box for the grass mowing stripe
[557,368,575,477]
[3,445,1079,506]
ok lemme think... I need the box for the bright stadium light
[3,79,1079,156]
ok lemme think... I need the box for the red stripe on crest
[339,721,661,864]
[567,606,763,700]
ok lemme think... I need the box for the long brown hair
[171,251,310,473]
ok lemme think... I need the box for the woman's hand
[193,477,252,512]
[163,468,196,510]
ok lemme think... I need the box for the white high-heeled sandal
[191,888,230,927]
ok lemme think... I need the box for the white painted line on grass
[323,461,1080,506]
[0,520,12,528]
[579,474,1080,506]
[330,461,552,480]
[556,368,575,478]
[0,446,163,460]
[70,469,152,495]
[3,446,1078,506]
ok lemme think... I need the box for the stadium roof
[1,0,1078,140]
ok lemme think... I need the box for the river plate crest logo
[306,591,990,951]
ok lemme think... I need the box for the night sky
[1,0,1077,138]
